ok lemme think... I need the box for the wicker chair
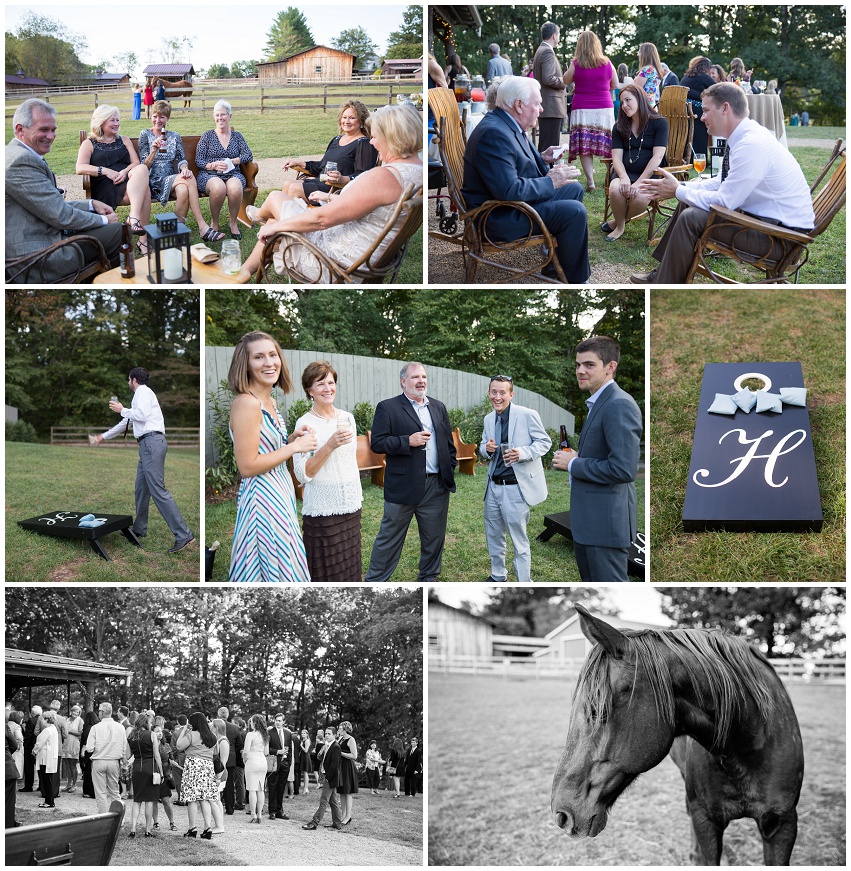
[427,87,566,283]
[602,85,694,242]
[5,235,111,284]
[253,182,422,284]
[685,153,846,283]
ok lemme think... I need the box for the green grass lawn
[428,673,845,865]
[5,443,201,582]
[649,289,846,582]
[785,124,846,141]
[206,470,645,582]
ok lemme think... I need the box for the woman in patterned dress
[634,42,663,108]
[292,360,363,581]
[227,331,317,582]
[138,100,224,243]
[174,712,218,839]
[195,100,254,239]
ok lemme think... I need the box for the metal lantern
[709,139,727,178]
[145,213,192,284]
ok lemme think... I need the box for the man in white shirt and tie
[631,82,815,284]
[94,367,194,552]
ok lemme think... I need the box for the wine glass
[693,153,707,174]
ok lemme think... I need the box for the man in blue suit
[462,76,590,284]
[480,376,552,582]
[553,336,642,582]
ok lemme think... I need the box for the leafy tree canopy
[6,12,89,84]
[331,26,378,62]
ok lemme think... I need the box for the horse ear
[574,603,628,659]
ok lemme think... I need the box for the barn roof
[6,74,49,87]
[5,648,133,690]
[257,45,355,67]
[142,64,196,76]
[92,72,128,82]
[430,599,497,627]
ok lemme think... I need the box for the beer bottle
[119,222,135,278]
[559,425,571,451]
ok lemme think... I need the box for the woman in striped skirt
[228,331,318,582]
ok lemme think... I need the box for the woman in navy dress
[195,100,253,240]
[336,721,358,825]
[127,713,164,837]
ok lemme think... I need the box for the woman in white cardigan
[292,360,363,582]
[34,710,60,808]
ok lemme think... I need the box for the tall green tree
[386,4,423,58]
[265,7,314,61]
[8,12,89,84]
[331,26,378,61]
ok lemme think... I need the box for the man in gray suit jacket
[532,22,567,152]
[554,336,642,582]
[5,99,123,282]
[480,376,552,582]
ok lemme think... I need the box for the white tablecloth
[747,94,788,147]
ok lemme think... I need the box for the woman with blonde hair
[239,103,422,283]
[283,100,378,203]
[228,331,317,582]
[75,104,151,249]
[242,715,269,824]
[562,30,619,191]
[292,360,363,581]
[336,721,358,825]
[33,710,59,809]
[634,42,663,107]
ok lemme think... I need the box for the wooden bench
[5,798,125,866]
[78,132,259,228]
[452,427,478,475]
[288,432,386,501]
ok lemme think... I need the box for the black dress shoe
[302,821,317,830]
[275,812,289,820]
[19,788,33,792]
[630,269,657,284]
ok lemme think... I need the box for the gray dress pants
[133,434,191,541]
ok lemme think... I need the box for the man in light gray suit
[553,336,642,582]
[480,376,552,582]
[5,98,123,283]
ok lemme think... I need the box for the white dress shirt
[102,384,166,440]
[407,395,439,474]
[568,380,616,476]
[675,117,814,229]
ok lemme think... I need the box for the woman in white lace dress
[237,102,422,283]
[292,361,364,581]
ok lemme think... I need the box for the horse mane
[571,627,777,750]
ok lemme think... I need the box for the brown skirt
[302,510,362,582]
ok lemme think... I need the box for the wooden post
[323,84,327,114]
[260,88,264,115]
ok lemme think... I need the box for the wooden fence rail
[51,426,199,447]
[5,80,421,118]
[428,654,847,682]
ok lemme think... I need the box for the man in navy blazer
[462,75,590,284]
[365,362,457,582]
[266,713,292,820]
[553,336,642,582]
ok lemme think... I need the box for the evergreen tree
[265,7,314,61]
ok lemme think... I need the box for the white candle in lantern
[162,247,183,281]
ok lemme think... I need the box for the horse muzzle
[552,806,607,838]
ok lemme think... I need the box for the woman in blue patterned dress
[195,100,254,240]
[138,101,225,243]
[227,331,317,582]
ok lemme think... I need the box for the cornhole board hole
[682,363,823,532]
[17,511,142,561]
[538,511,647,578]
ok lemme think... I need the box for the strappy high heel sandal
[200,828,213,840]
[183,828,197,838]
[127,217,147,236]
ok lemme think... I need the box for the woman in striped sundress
[227,331,318,582]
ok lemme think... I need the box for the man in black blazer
[217,706,243,815]
[365,362,457,582]
[302,727,343,830]
[266,713,292,820]
[462,75,589,284]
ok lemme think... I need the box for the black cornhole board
[538,511,647,578]
[682,363,823,532]
[17,511,142,561]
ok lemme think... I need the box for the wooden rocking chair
[5,234,111,284]
[685,153,846,283]
[254,182,422,284]
[427,87,566,283]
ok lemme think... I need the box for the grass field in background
[5,442,201,582]
[649,289,846,582]
[206,470,645,582]
[427,673,845,866]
